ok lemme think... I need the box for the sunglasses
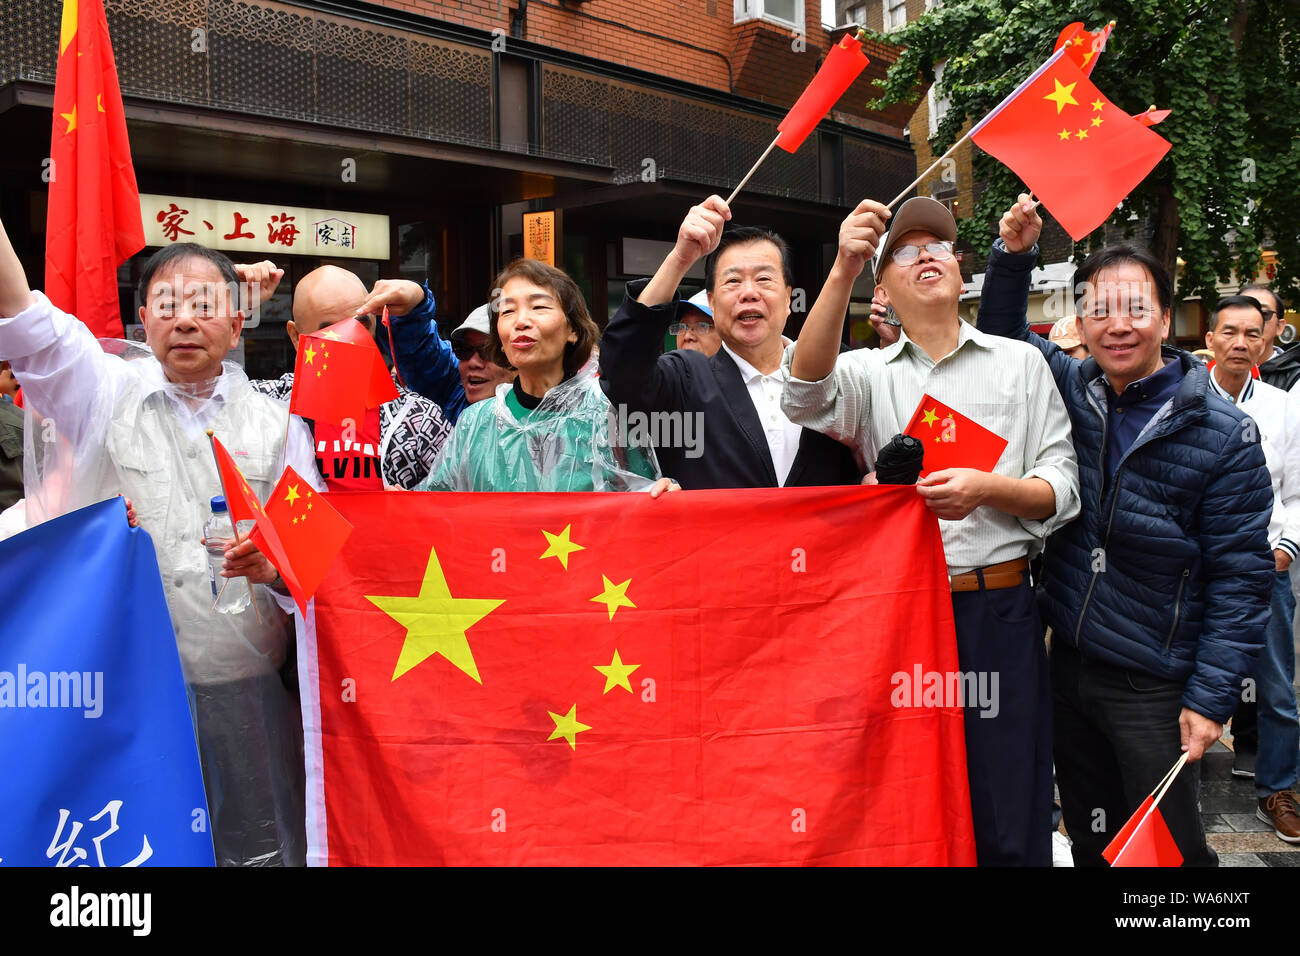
[452,342,491,362]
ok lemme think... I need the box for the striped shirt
[781,320,1080,575]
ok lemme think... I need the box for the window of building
[927,60,951,137]
[846,3,867,26]
[735,0,804,29]
[882,0,907,31]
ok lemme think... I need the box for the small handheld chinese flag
[210,435,270,528]
[45,0,146,338]
[1103,754,1187,867]
[250,466,353,613]
[775,33,871,153]
[1054,20,1115,77]
[289,317,399,427]
[969,47,1171,240]
[903,394,1008,477]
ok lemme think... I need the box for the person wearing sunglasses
[1246,284,1300,392]
[449,303,516,405]
[782,195,1080,867]
[670,291,721,357]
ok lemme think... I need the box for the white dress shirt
[721,340,803,486]
[781,320,1080,575]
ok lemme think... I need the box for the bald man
[251,265,452,491]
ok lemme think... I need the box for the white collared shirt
[781,319,1080,574]
[721,340,802,486]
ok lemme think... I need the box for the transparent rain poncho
[419,356,662,492]
[10,300,309,866]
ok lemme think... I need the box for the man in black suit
[600,194,860,489]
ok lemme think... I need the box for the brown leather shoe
[1257,791,1300,843]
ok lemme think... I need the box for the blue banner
[0,498,213,866]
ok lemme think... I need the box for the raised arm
[0,214,130,451]
[789,199,889,383]
[356,279,467,424]
[600,197,728,414]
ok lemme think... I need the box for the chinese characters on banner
[140,195,390,260]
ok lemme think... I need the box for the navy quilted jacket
[979,241,1272,721]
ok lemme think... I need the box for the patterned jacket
[251,372,452,489]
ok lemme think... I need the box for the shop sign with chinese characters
[141,195,390,260]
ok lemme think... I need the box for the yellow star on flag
[1071,36,1084,46]
[303,343,317,365]
[292,516,299,525]
[59,0,77,56]
[320,330,341,340]
[1044,78,1079,114]
[921,408,939,427]
[367,547,505,683]
[594,650,640,694]
[590,575,635,621]
[1058,127,1072,141]
[284,484,300,507]
[546,704,592,750]
[1080,51,1095,67]
[59,105,77,133]
[1075,128,1089,140]
[540,525,585,569]
[1091,98,1104,111]
[1091,115,1103,128]
[96,93,104,113]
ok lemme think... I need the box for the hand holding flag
[250,466,353,613]
[289,317,399,427]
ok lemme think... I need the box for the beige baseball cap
[1049,315,1082,350]
[873,197,958,285]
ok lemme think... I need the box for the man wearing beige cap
[1048,315,1088,360]
[781,196,1079,866]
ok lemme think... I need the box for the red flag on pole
[1103,753,1187,867]
[904,394,1009,477]
[288,318,399,427]
[45,0,145,338]
[775,33,871,153]
[249,466,353,614]
[969,49,1171,240]
[210,435,269,528]
[301,486,977,865]
[1054,20,1115,77]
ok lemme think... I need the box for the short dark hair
[487,258,599,379]
[1239,283,1283,318]
[1209,294,1266,332]
[1072,242,1172,317]
[136,243,239,310]
[703,226,794,293]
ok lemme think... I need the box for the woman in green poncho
[418,258,671,493]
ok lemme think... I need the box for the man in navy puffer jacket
[978,195,1273,866]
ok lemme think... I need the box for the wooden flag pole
[726,135,780,207]
[886,127,974,210]
[205,428,264,624]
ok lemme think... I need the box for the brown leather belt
[950,557,1029,593]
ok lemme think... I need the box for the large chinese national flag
[303,486,976,866]
[45,0,145,337]
[969,48,1171,240]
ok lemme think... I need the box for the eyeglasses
[1260,309,1278,322]
[669,321,715,335]
[889,240,955,266]
[452,342,491,362]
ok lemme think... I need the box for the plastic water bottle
[205,496,251,615]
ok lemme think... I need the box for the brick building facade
[0,0,919,374]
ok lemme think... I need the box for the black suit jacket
[599,281,861,490]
